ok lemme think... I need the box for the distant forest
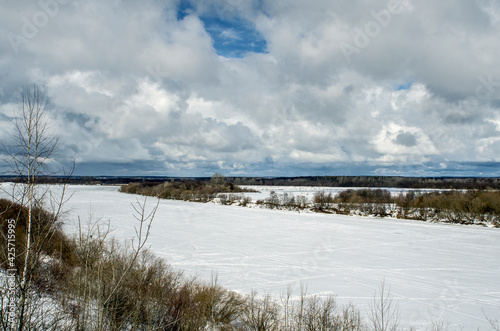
[232,176,500,189]
[1,175,500,190]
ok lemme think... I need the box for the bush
[336,189,392,204]
[240,196,252,207]
[394,190,500,224]
[121,179,256,204]
[0,198,74,284]
[265,191,305,210]
[244,292,280,331]
[313,191,334,210]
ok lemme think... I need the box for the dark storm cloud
[395,132,417,147]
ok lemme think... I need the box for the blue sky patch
[202,16,267,57]
[397,82,413,90]
[176,1,267,58]
[176,0,193,20]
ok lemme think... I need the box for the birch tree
[2,85,67,330]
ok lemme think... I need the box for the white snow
[239,185,444,201]
[2,183,499,330]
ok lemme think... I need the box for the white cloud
[219,29,241,40]
[374,123,438,161]
[1,0,500,175]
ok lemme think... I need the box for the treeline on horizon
[2,175,500,190]
[231,176,500,189]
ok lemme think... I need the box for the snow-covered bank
[238,185,445,201]
[2,183,499,330]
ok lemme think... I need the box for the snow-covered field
[239,185,438,201]
[2,184,499,330]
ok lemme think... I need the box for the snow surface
[2,184,499,330]
[238,185,442,201]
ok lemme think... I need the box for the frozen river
[2,183,499,330]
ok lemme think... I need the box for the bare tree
[1,85,69,330]
[211,173,227,186]
[0,85,165,330]
[15,86,56,279]
[368,281,400,331]
[485,312,500,331]
[313,191,333,211]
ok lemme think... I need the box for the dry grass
[1,199,372,330]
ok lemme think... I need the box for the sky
[1,0,500,177]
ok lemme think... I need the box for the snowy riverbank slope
[2,184,499,330]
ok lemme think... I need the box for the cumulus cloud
[0,0,499,176]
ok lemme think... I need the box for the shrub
[121,179,256,204]
[295,195,309,209]
[394,190,500,224]
[240,196,252,207]
[266,191,280,209]
[243,292,280,331]
[313,191,334,210]
[0,198,73,283]
[336,189,392,204]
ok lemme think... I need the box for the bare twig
[368,280,400,331]
[102,197,159,308]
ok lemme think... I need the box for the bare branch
[102,197,159,308]
[368,280,400,331]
